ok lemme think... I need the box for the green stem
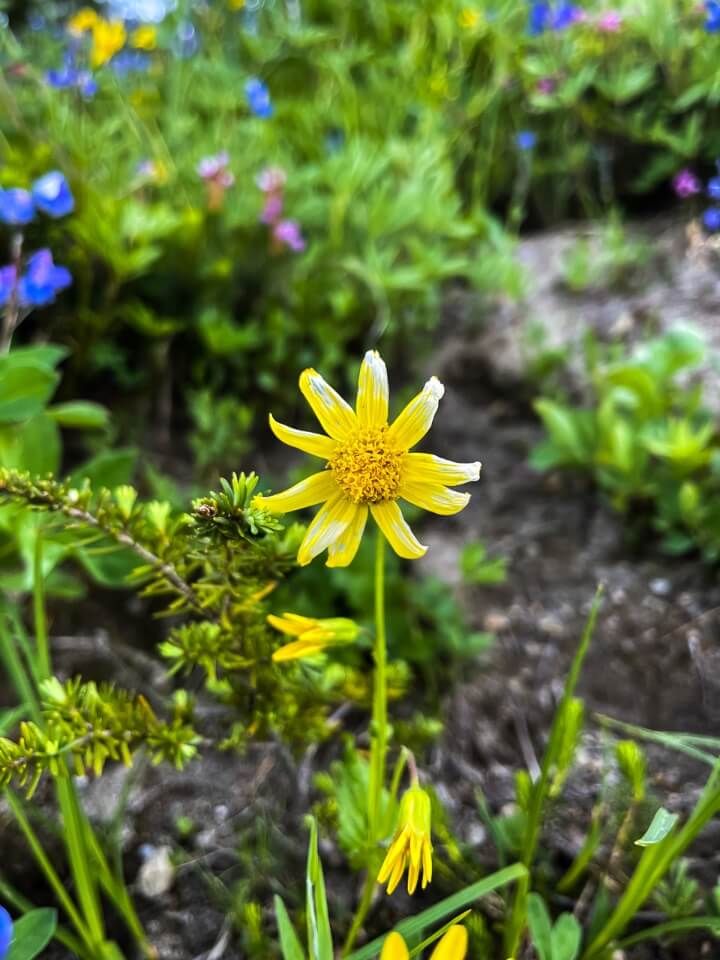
[33,529,51,680]
[368,532,388,841]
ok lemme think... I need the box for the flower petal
[269,414,338,459]
[402,452,481,487]
[327,504,368,567]
[398,481,471,516]
[267,613,318,637]
[370,501,427,559]
[297,494,358,566]
[356,350,389,427]
[272,637,332,662]
[429,925,468,960]
[387,377,445,450]
[299,368,358,440]
[258,471,337,514]
[381,932,410,960]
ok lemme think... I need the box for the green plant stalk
[32,530,51,679]
[582,763,720,959]
[5,790,93,947]
[343,534,389,955]
[504,586,603,957]
[368,532,388,841]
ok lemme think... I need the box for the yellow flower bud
[380,932,409,960]
[377,785,433,895]
[268,612,360,662]
[430,925,468,959]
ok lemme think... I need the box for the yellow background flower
[381,925,468,959]
[258,351,480,567]
[131,25,158,51]
[90,20,127,68]
[67,8,99,34]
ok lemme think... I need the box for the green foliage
[6,909,57,960]
[459,540,508,586]
[531,329,720,560]
[0,679,199,797]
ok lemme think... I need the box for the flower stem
[368,530,387,842]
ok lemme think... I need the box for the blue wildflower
[32,171,75,218]
[45,64,97,98]
[246,77,273,118]
[111,50,151,75]
[0,906,12,960]
[528,1,551,35]
[0,188,34,226]
[705,1,720,32]
[552,1,582,29]
[0,267,17,309]
[702,207,720,232]
[708,176,720,199]
[18,249,72,308]
[516,130,537,151]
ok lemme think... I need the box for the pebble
[137,845,175,898]
[650,577,672,597]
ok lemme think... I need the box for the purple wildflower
[273,219,305,253]
[672,169,702,198]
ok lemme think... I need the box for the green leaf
[274,896,306,960]
[47,402,109,430]
[0,362,59,424]
[6,908,57,960]
[69,448,137,489]
[527,893,553,960]
[616,915,720,950]
[635,807,679,846]
[551,912,582,960]
[305,818,333,960]
[347,863,528,960]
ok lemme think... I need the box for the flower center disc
[329,426,403,503]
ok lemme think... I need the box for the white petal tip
[427,377,445,399]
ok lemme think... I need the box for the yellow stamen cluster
[328,426,403,504]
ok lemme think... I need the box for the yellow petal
[269,413,338,459]
[257,471,337,514]
[272,638,331,662]
[356,350,389,428]
[327,504,368,567]
[381,932,410,960]
[299,369,358,440]
[429,925,468,960]
[267,613,318,637]
[399,482,471,516]
[371,502,427,560]
[297,495,358,566]
[387,377,445,451]
[402,452,481,487]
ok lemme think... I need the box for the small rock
[137,845,175,898]
[650,577,672,597]
[483,611,510,632]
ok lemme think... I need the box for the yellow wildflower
[257,351,481,567]
[458,9,481,29]
[377,784,433,895]
[67,7,99,34]
[268,613,360,662]
[131,25,158,50]
[381,926,468,959]
[229,0,246,8]
[90,20,127,68]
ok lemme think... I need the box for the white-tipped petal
[402,452,481,487]
[269,414,338,459]
[258,471,337,514]
[299,368,358,441]
[327,504,368,567]
[399,482,471,516]
[387,377,445,451]
[356,350,389,427]
[297,494,358,566]
[370,501,427,559]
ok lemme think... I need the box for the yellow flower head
[268,613,360,662]
[257,351,481,567]
[381,925,468,959]
[67,7,99,34]
[229,0,246,8]
[131,25,158,50]
[459,8,481,29]
[378,784,433,895]
[90,19,127,68]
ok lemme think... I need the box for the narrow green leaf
[616,916,720,949]
[305,818,333,960]
[47,402,109,430]
[6,908,57,960]
[635,807,679,847]
[274,896,306,960]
